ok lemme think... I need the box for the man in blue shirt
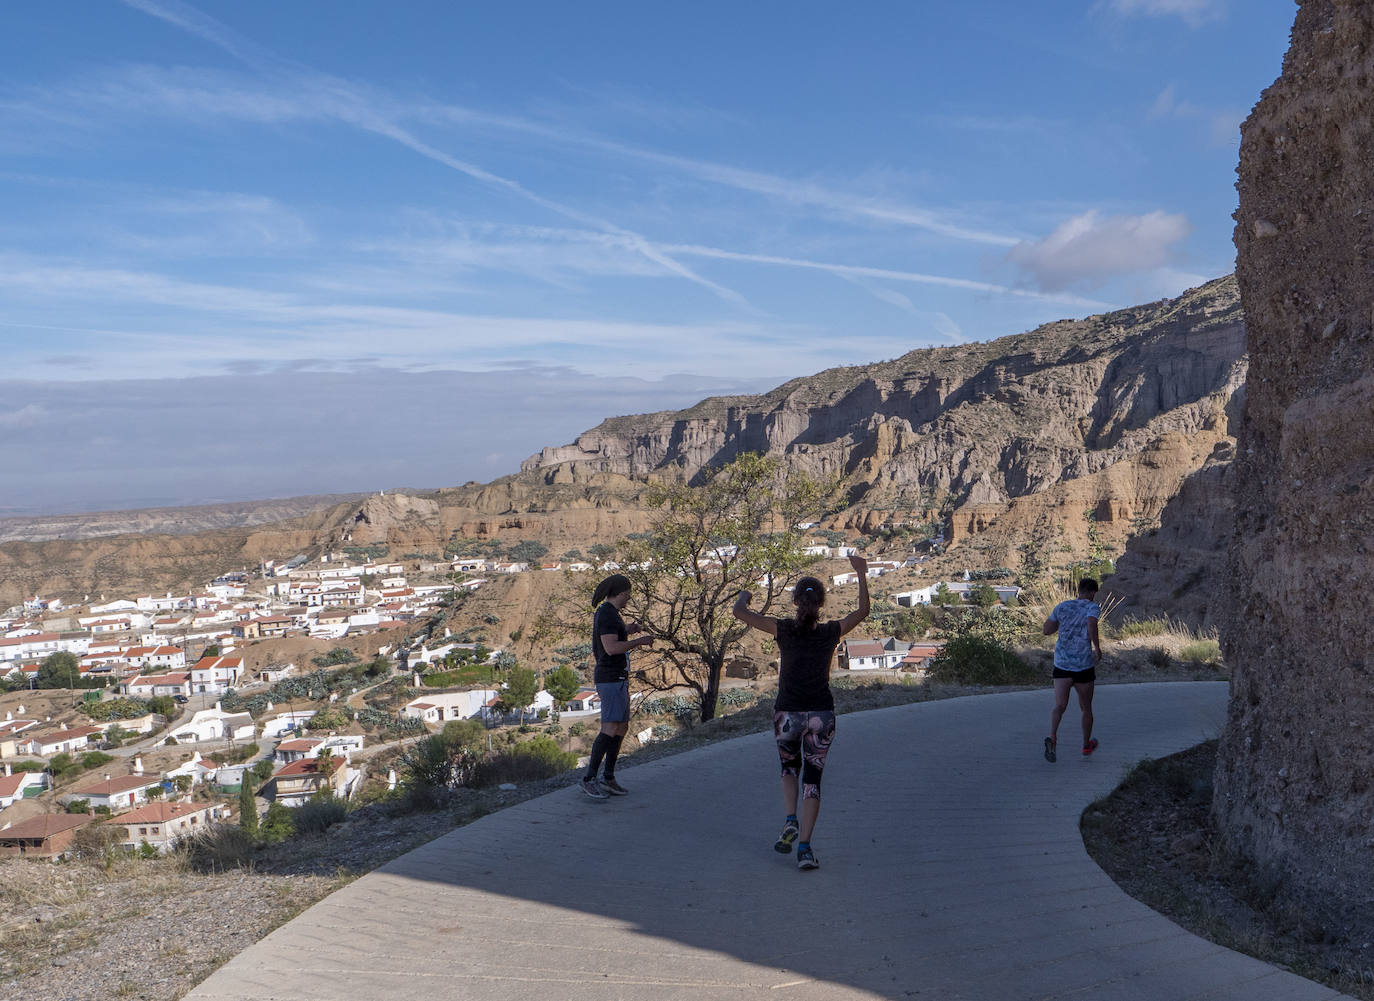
[1042,578,1102,762]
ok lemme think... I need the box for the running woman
[1042,577,1102,762]
[582,574,653,799]
[732,554,870,870]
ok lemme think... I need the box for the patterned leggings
[773,710,836,800]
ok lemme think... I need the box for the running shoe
[1043,736,1057,763]
[1082,738,1099,756]
[581,777,608,800]
[774,819,800,854]
[796,846,820,870]
[601,777,628,796]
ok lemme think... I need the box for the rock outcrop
[1215,0,1374,936]
[526,278,1247,560]
[1104,438,1237,630]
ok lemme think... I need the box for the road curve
[185,682,1350,1001]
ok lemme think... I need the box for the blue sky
[0,0,1296,514]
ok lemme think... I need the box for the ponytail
[592,573,631,608]
[792,576,826,630]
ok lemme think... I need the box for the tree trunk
[699,661,723,722]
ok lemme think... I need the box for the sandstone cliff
[525,277,1247,564]
[1215,0,1374,938]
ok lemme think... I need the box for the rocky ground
[1083,741,1374,1000]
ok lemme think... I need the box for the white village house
[166,703,255,744]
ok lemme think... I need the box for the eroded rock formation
[526,278,1247,558]
[1215,0,1374,933]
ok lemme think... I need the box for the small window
[138,827,147,835]
[151,827,160,834]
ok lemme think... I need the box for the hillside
[0,277,1245,612]
[522,275,1246,569]
[0,493,371,544]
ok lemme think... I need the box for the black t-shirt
[773,618,842,712]
[592,601,629,683]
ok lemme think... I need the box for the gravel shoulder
[1083,740,1374,1001]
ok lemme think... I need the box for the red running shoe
[1082,738,1099,756]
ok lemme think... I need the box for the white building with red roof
[402,688,499,724]
[0,767,47,808]
[18,725,104,757]
[119,672,191,698]
[101,801,225,852]
[189,655,244,695]
[273,737,323,763]
[166,702,254,744]
[61,774,167,812]
[269,756,356,807]
[123,645,187,671]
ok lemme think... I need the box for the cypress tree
[238,782,260,840]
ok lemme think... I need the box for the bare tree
[606,454,833,722]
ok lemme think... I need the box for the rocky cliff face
[1214,1,1374,935]
[526,278,1247,559]
[1104,435,1238,630]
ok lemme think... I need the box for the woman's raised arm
[731,590,778,637]
[837,555,870,636]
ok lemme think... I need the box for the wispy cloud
[0,253,857,381]
[17,39,1023,254]
[116,0,750,308]
[0,404,47,428]
[1103,0,1227,28]
[1148,84,1243,147]
[1006,210,1192,291]
[661,243,1109,309]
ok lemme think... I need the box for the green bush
[218,742,260,765]
[469,736,577,788]
[926,634,1039,686]
[48,753,78,780]
[259,802,296,843]
[1179,639,1222,665]
[64,798,91,814]
[184,823,256,871]
[397,722,486,807]
[312,647,359,669]
[80,751,114,770]
[250,758,276,783]
[1147,648,1173,669]
[420,665,489,687]
[294,791,348,835]
[306,706,350,731]
[84,698,155,722]
[717,689,757,709]
[7,760,45,773]
[1112,617,1171,639]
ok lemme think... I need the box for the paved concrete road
[185,683,1350,1001]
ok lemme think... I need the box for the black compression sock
[603,734,625,779]
[586,732,612,779]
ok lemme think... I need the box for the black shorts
[1053,667,1096,684]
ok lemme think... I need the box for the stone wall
[1215,0,1374,933]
